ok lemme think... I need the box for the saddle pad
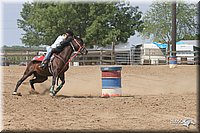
[32,55,45,61]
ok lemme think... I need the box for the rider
[40,30,74,69]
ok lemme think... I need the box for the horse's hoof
[12,92,22,96]
[29,90,39,95]
[12,92,17,95]
[49,92,55,97]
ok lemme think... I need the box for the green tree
[140,1,198,43]
[17,1,143,47]
[85,2,143,46]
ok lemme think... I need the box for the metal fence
[115,47,200,65]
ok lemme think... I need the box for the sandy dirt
[1,65,198,132]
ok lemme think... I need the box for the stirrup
[40,62,48,69]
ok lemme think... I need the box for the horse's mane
[61,36,83,54]
[74,36,83,45]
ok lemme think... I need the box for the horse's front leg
[54,73,65,95]
[49,75,57,96]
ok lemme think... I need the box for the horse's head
[70,36,88,55]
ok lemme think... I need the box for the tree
[140,1,198,44]
[17,1,143,47]
[85,2,143,46]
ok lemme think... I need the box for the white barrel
[73,62,79,66]
[101,88,122,97]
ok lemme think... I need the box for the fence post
[83,55,85,66]
[112,42,116,65]
[100,50,102,65]
[26,51,29,66]
[149,49,151,65]
[130,49,132,65]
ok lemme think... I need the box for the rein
[53,42,75,65]
[54,54,66,64]
[57,38,82,76]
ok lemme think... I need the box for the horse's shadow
[56,95,100,98]
[55,95,135,99]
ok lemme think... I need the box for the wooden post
[129,49,132,65]
[100,50,102,65]
[167,41,170,64]
[149,49,150,65]
[83,54,85,66]
[26,51,29,66]
[112,42,116,65]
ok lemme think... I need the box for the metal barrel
[101,66,122,97]
[169,56,177,68]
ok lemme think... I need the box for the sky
[0,0,153,47]
[0,0,199,47]
[2,3,24,46]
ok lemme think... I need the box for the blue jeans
[43,47,53,61]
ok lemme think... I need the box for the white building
[131,43,166,65]
[132,40,199,65]
[175,40,198,64]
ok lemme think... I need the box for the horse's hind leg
[54,73,65,95]
[13,62,37,95]
[13,71,33,95]
[29,75,48,94]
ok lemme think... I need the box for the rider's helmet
[65,30,74,37]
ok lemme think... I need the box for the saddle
[31,55,45,62]
[32,54,65,72]
[31,54,57,63]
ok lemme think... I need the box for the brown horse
[12,36,87,96]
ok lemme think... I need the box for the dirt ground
[1,65,198,132]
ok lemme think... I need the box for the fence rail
[1,47,199,66]
[72,50,115,65]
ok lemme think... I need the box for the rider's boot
[39,50,53,69]
[40,59,49,69]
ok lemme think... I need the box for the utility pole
[169,1,177,68]
[171,1,176,57]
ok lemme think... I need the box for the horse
[12,36,88,96]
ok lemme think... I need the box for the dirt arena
[2,65,198,132]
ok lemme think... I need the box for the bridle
[57,37,84,76]
[70,42,76,52]
[72,37,85,53]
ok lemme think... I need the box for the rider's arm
[59,36,73,47]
